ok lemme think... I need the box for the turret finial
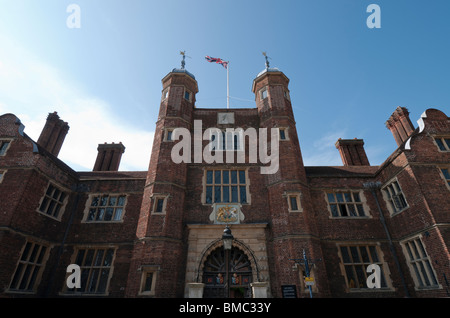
[262,52,271,68]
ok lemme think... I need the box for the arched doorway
[202,246,253,298]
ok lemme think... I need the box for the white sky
[0,33,153,171]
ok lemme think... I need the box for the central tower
[126,57,327,298]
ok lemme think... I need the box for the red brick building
[0,65,449,298]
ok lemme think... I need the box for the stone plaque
[281,285,297,298]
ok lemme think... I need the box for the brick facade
[0,66,449,298]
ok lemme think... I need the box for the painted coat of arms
[209,203,244,224]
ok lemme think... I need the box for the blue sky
[0,0,449,171]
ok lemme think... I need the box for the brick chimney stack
[335,138,370,166]
[385,106,415,147]
[93,142,125,172]
[37,111,69,157]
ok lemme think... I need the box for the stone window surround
[258,85,290,101]
[161,87,169,100]
[82,193,128,223]
[278,127,289,141]
[283,89,291,101]
[259,86,268,100]
[0,169,6,183]
[400,235,441,290]
[151,194,169,214]
[61,246,117,296]
[283,191,303,213]
[324,190,371,219]
[432,135,450,152]
[36,181,70,222]
[201,168,251,205]
[7,239,50,294]
[184,88,192,102]
[138,265,160,296]
[381,177,409,216]
[163,128,175,142]
[336,242,393,292]
[0,138,13,156]
[438,166,450,190]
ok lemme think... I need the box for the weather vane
[180,50,191,70]
[180,51,186,69]
[262,52,271,68]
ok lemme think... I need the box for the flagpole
[227,61,230,109]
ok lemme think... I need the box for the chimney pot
[386,106,415,147]
[37,111,69,157]
[93,142,126,171]
[335,139,370,166]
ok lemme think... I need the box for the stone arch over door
[197,239,261,298]
[185,224,270,298]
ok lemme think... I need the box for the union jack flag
[205,56,228,69]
